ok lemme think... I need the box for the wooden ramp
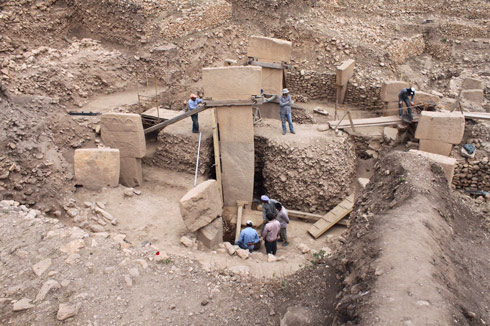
[464,112,490,120]
[308,194,355,239]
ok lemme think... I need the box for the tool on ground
[68,111,101,116]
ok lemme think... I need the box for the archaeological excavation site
[1,0,490,325]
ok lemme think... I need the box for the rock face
[197,217,223,249]
[255,126,356,213]
[100,113,146,158]
[74,148,120,189]
[179,180,223,232]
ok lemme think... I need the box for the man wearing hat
[279,88,295,135]
[235,220,260,252]
[188,93,203,133]
[398,87,416,121]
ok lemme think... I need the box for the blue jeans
[235,240,254,253]
[280,112,295,133]
[191,113,199,133]
[398,97,413,118]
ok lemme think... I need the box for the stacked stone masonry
[287,69,383,110]
[452,158,490,192]
[254,130,356,213]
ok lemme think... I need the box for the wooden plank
[287,209,323,222]
[206,99,257,107]
[235,204,244,242]
[308,194,355,239]
[144,104,211,134]
[464,112,490,120]
[328,115,421,130]
[211,108,223,202]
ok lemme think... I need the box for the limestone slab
[247,36,292,63]
[120,157,142,187]
[336,59,355,86]
[409,150,456,184]
[415,111,465,144]
[419,139,453,156]
[101,113,146,158]
[415,91,440,105]
[380,81,409,102]
[217,106,255,206]
[382,101,400,116]
[179,180,223,232]
[462,78,484,90]
[74,148,120,189]
[383,127,398,144]
[261,68,284,96]
[197,217,223,249]
[460,89,484,103]
[202,66,262,101]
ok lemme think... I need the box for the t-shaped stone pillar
[247,36,292,96]
[202,66,262,206]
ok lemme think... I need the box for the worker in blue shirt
[188,93,203,133]
[398,87,415,120]
[235,220,260,252]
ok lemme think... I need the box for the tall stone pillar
[202,66,262,206]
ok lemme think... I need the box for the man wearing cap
[279,88,295,135]
[188,93,203,133]
[260,195,278,233]
[235,220,260,253]
[398,87,416,121]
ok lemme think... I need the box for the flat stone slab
[419,139,453,157]
[101,113,146,158]
[460,89,484,103]
[202,66,262,101]
[409,150,456,184]
[462,78,484,90]
[415,91,440,105]
[179,180,223,232]
[247,36,292,63]
[415,111,465,144]
[74,148,120,189]
[380,81,409,102]
[336,59,355,86]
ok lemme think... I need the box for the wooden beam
[144,104,211,134]
[250,61,287,70]
[211,108,223,203]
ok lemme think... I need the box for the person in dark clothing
[398,87,415,120]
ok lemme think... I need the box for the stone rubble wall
[255,133,356,213]
[287,69,383,110]
[143,133,214,177]
[385,34,425,65]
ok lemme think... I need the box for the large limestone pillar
[202,66,262,206]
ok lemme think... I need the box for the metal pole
[194,131,202,186]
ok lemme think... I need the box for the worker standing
[274,202,290,247]
[279,88,295,135]
[260,195,278,233]
[262,213,281,255]
[235,220,260,253]
[188,93,203,133]
[398,87,415,121]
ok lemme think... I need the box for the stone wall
[144,133,214,177]
[287,69,383,110]
[452,158,489,192]
[385,34,425,65]
[254,127,356,213]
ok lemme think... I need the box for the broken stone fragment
[180,236,194,248]
[57,303,80,321]
[12,298,35,311]
[297,243,310,254]
[236,248,250,260]
[197,217,223,249]
[32,258,52,277]
[35,279,61,302]
[223,242,236,255]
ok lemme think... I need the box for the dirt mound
[334,151,490,325]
